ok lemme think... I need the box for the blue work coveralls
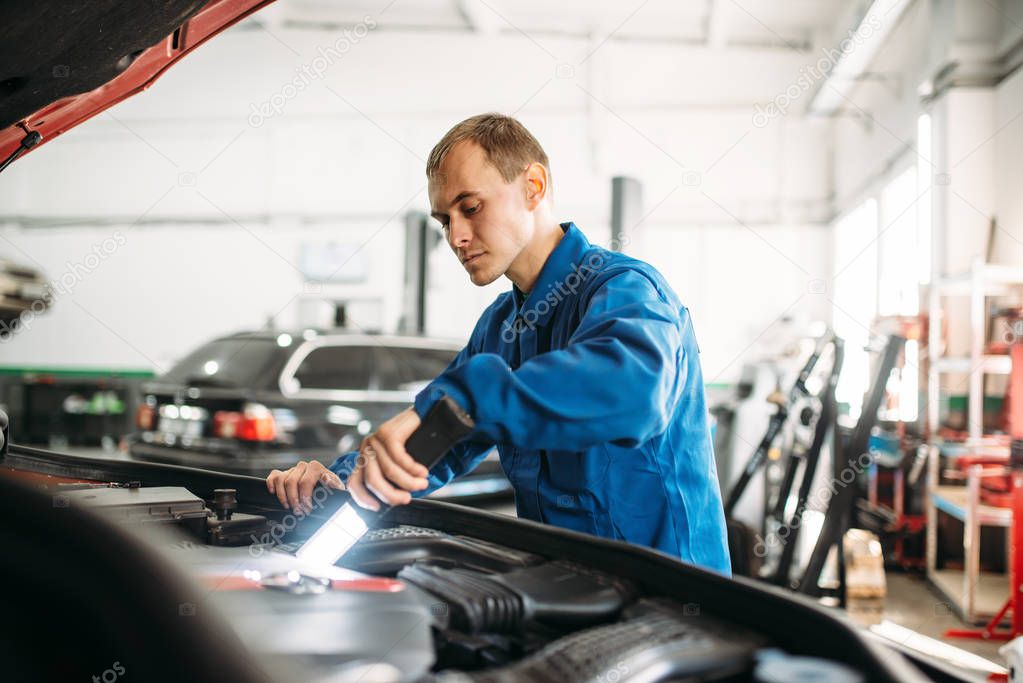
[330,222,730,575]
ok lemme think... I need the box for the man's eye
[464,203,480,215]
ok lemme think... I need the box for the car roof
[215,328,465,348]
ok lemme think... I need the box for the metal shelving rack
[926,259,1023,441]
[926,454,1011,623]
[924,258,1023,623]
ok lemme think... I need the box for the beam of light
[295,502,368,567]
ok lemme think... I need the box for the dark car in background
[129,329,511,501]
[0,258,51,331]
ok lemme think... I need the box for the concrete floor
[882,571,1005,667]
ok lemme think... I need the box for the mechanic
[267,113,731,575]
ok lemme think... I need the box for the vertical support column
[1011,350,1023,635]
[611,176,642,253]
[1010,344,1023,439]
[926,444,939,590]
[928,300,941,437]
[929,87,997,441]
[969,258,985,441]
[964,463,982,622]
[1012,441,1023,636]
[399,211,437,335]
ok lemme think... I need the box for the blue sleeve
[328,451,360,484]
[327,439,495,497]
[329,333,496,495]
[413,440,495,497]
[414,269,686,450]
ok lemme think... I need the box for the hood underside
[0,0,275,164]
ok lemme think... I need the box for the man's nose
[448,217,472,249]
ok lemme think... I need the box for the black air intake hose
[399,561,635,634]
[439,602,759,683]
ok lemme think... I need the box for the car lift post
[795,334,904,599]
[770,337,844,588]
[724,332,833,518]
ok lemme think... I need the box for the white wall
[0,23,834,381]
[824,0,1023,410]
[0,220,405,372]
[830,0,934,212]
[832,0,1023,273]
[994,66,1023,265]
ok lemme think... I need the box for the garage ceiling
[253,0,850,51]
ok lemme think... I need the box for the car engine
[49,483,881,683]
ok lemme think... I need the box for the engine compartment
[0,449,943,683]
[342,525,767,682]
[167,496,864,683]
[158,516,780,683]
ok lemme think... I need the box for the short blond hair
[426,113,551,186]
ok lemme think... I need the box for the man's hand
[347,407,429,511]
[266,460,345,515]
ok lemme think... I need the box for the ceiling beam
[705,0,729,48]
[455,0,499,36]
[807,0,914,115]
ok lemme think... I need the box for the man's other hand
[266,460,344,515]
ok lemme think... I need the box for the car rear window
[292,345,375,391]
[161,338,286,388]
[376,347,458,391]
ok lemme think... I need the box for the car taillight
[136,404,155,430]
[213,403,277,442]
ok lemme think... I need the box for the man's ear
[523,162,549,209]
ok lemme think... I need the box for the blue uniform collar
[512,222,594,326]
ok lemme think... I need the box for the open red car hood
[0,0,276,166]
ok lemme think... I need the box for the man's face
[429,141,533,287]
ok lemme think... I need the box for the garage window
[832,198,879,419]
